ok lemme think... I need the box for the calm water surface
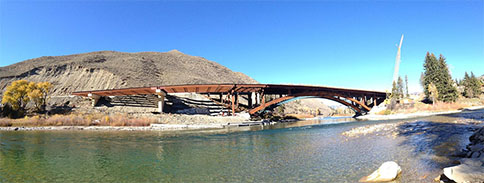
[1,110,483,182]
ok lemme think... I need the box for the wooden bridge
[72,84,387,116]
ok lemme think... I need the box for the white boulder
[443,158,484,183]
[359,161,402,182]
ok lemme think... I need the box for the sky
[1,0,483,93]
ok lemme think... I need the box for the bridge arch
[248,93,371,115]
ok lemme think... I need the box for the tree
[1,80,31,112]
[391,81,399,100]
[29,82,52,112]
[428,82,439,104]
[422,53,458,102]
[397,76,404,99]
[405,75,409,97]
[436,55,458,102]
[462,72,482,98]
[1,80,53,117]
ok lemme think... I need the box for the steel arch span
[247,92,381,115]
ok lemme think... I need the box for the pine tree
[391,81,399,100]
[405,75,409,97]
[397,76,404,99]
[423,52,439,97]
[463,72,482,98]
[422,53,458,102]
[436,55,458,102]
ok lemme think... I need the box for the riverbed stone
[469,127,484,144]
[359,161,401,182]
[443,158,484,183]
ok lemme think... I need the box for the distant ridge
[0,50,258,97]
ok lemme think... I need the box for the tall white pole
[392,34,404,84]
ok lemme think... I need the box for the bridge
[72,84,387,116]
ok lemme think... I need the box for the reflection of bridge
[72,84,387,116]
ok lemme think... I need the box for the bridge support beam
[248,93,253,108]
[155,89,167,113]
[231,93,235,116]
[88,93,101,107]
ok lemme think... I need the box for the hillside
[0,50,258,97]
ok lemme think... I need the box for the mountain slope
[0,50,258,97]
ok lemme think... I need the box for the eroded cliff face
[0,65,125,97]
[0,50,258,98]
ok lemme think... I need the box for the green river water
[1,110,483,182]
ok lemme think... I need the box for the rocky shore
[342,109,484,183]
[438,126,484,183]
[357,106,484,121]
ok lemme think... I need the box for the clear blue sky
[1,1,483,92]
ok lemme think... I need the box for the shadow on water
[395,120,479,168]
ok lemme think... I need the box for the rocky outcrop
[359,161,402,182]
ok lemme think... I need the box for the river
[1,110,483,182]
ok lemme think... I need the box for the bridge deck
[72,84,386,97]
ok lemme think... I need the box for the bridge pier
[155,89,166,113]
[88,93,101,107]
[248,93,253,108]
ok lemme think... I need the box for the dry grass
[1,113,157,127]
[0,120,13,127]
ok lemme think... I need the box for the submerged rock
[359,161,402,182]
[443,158,484,183]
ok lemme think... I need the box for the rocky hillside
[0,50,258,97]
[282,98,334,117]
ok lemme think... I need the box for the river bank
[343,108,484,183]
[357,105,484,121]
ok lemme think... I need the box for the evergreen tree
[405,75,409,97]
[422,53,458,102]
[436,55,458,102]
[463,72,482,98]
[391,81,399,100]
[397,76,404,99]
[423,52,439,97]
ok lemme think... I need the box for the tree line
[417,52,481,104]
[459,72,482,98]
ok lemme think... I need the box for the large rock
[359,161,402,182]
[463,127,484,158]
[443,158,484,183]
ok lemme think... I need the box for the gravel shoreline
[0,124,226,131]
[356,106,484,121]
